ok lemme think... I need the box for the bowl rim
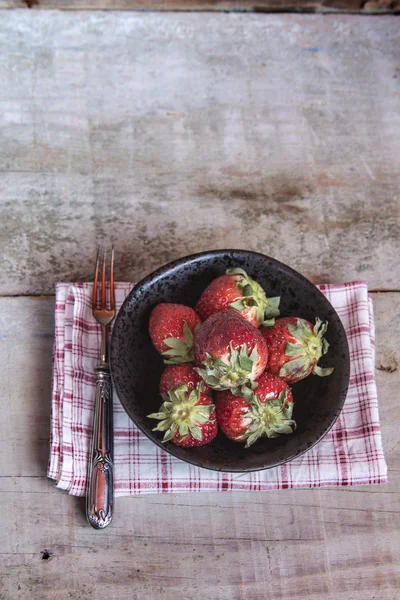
[110,248,350,472]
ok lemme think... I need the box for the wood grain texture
[0,1,384,14]
[0,1,398,13]
[0,12,399,295]
[0,11,399,599]
[0,293,399,600]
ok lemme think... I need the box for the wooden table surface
[0,10,399,600]
[0,1,399,15]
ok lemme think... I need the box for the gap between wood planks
[1,1,400,14]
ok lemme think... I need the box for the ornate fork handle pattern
[86,366,114,530]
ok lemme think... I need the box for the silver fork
[86,246,116,530]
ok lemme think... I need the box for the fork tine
[110,246,115,311]
[92,246,100,309]
[101,247,107,308]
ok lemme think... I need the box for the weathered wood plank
[0,1,383,14]
[0,12,399,295]
[0,1,398,13]
[0,292,399,599]
[0,297,54,478]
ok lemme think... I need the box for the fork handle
[86,366,114,530]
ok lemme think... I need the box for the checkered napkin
[48,281,387,496]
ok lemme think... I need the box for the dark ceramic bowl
[110,250,350,472]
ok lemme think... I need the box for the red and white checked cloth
[48,281,387,496]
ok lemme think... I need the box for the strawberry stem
[243,390,296,447]
[195,343,258,391]
[281,317,334,380]
[226,268,281,325]
[162,323,195,365]
[147,383,216,444]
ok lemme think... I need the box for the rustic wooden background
[0,0,399,13]
[0,9,399,600]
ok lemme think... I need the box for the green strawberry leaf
[313,365,334,377]
[314,317,328,338]
[226,267,248,278]
[261,318,275,327]
[189,424,203,441]
[152,419,171,432]
[321,338,330,355]
[241,283,254,297]
[240,384,256,403]
[264,296,281,319]
[226,267,280,324]
[163,423,178,442]
[183,323,194,345]
[287,319,314,342]
[147,411,168,420]
[245,430,263,448]
[164,355,193,365]
[285,341,307,357]
[239,355,253,371]
[230,299,246,311]
[274,423,296,435]
[242,389,296,446]
[249,346,258,362]
[161,327,195,365]
[229,345,239,367]
[279,356,310,380]
[284,317,333,377]
[196,344,258,391]
[178,422,189,438]
[163,338,187,350]
[192,405,214,423]
[148,383,215,444]
[195,404,214,417]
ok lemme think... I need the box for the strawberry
[159,363,211,397]
[147,376,217,447]
[194,310,268,392]
[195,267,280,328]
[149,303,201,364]
[216,372,296,447]
[261,317,334,384]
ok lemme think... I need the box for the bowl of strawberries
[110,249,350,472]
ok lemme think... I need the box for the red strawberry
[159,363,211,397]
[216,372,296,447]
[195,268,280,328]
[149,303,201,364]
[147,378,217,447]
[261,317,334,384]
[194,311,268,392]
